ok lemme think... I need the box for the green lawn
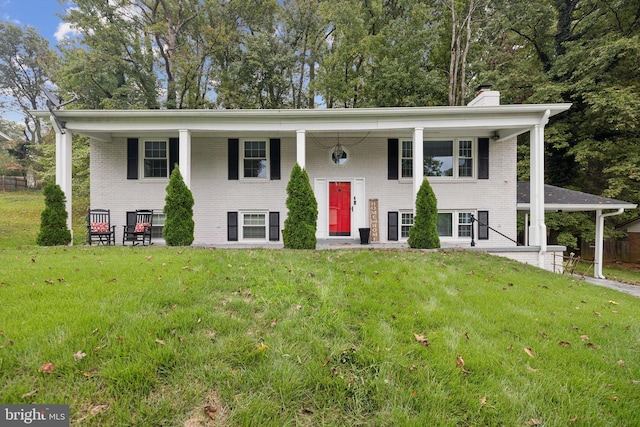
[0,190,44,247]
[1,246,639,426]
[1,191,639,425]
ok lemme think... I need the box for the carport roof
[517,182,636,212]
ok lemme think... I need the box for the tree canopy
[1,0,638,240]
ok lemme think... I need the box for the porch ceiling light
[332,143,344,161]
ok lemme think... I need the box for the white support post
[55,129,73,241]
[529,111,550,268]
[594,208,625,279]
[179,129,191,189]
[296,130,306,169]
[412,127,424,206]
[594,209,604,279]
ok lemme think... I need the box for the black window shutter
[269,212,280,241]
[127,138,139,180]
[388,139,399,180]
[270,138,281,180]
[478,137,489,180]
[478,210,489,240]
[228,139,239,180]
[388,211,399,241]
[227,212,238,241]
[169,137,179,175]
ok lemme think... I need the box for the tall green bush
[163,166,194,246]
[408,178,440,249]
[36,182,72,246]
[283,163,318,249]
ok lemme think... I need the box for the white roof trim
[517,203,637,212]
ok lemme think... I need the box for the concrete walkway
[576,275,640,298]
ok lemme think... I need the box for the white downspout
[594,208,625,279]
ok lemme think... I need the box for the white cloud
[54,22,80,42]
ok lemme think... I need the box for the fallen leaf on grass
[256,342,268,352]
[21,389,37,398]
[155,339,165,345]
[608,300,618,305]
[294,305,302,311]
[585,343,597,350]
[38,363,55,374]
[411,390,418,397]
[524,347,535,358]
[204,405,217,420]
[270,318,277,327]
[456,355,470,373]
[526,419,541,426]
[539,331,547,339]
[73,350,87,361]
[594,311,601,317]
[579,335,589,341]
[569,415,579,424]
[413,333,430,347]
[618,360,626,366]
[480,396,487,405]
[90,404,109,416]
[93,344,107,353]
[558,341,571,347]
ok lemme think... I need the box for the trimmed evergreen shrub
[283,163,318,249]
[408,178,440,249]
[36,183,72,246]
[163,166,195,246]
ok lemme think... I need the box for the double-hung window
[401,140,413,178]
[401,211,414,238]
[143,140,168,178]
[242,212,267,240]
[243,140,268,179]
[437,211,474,239]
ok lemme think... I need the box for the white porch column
[412,127,424,203]
[594,208,625,279]
[594,209,604,279]
[529,110,550,267]
[55,129,73,239]
[178,129,191,188]
[296,130,306,169]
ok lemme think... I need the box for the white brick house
[36,90,579,271]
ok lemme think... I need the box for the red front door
[329,182,351,236]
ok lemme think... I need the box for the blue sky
[0,0,75,45]
[1,1,79,121]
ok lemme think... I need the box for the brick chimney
[467,84,500,106]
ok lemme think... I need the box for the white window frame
[400,210,414,239]
[400,140,413,179]
[241,139,269,180]
[151,210,165,240]
[420,138,476,179]
[141,139,169,179]
[437,210,476,240]
[240,211,268,241]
